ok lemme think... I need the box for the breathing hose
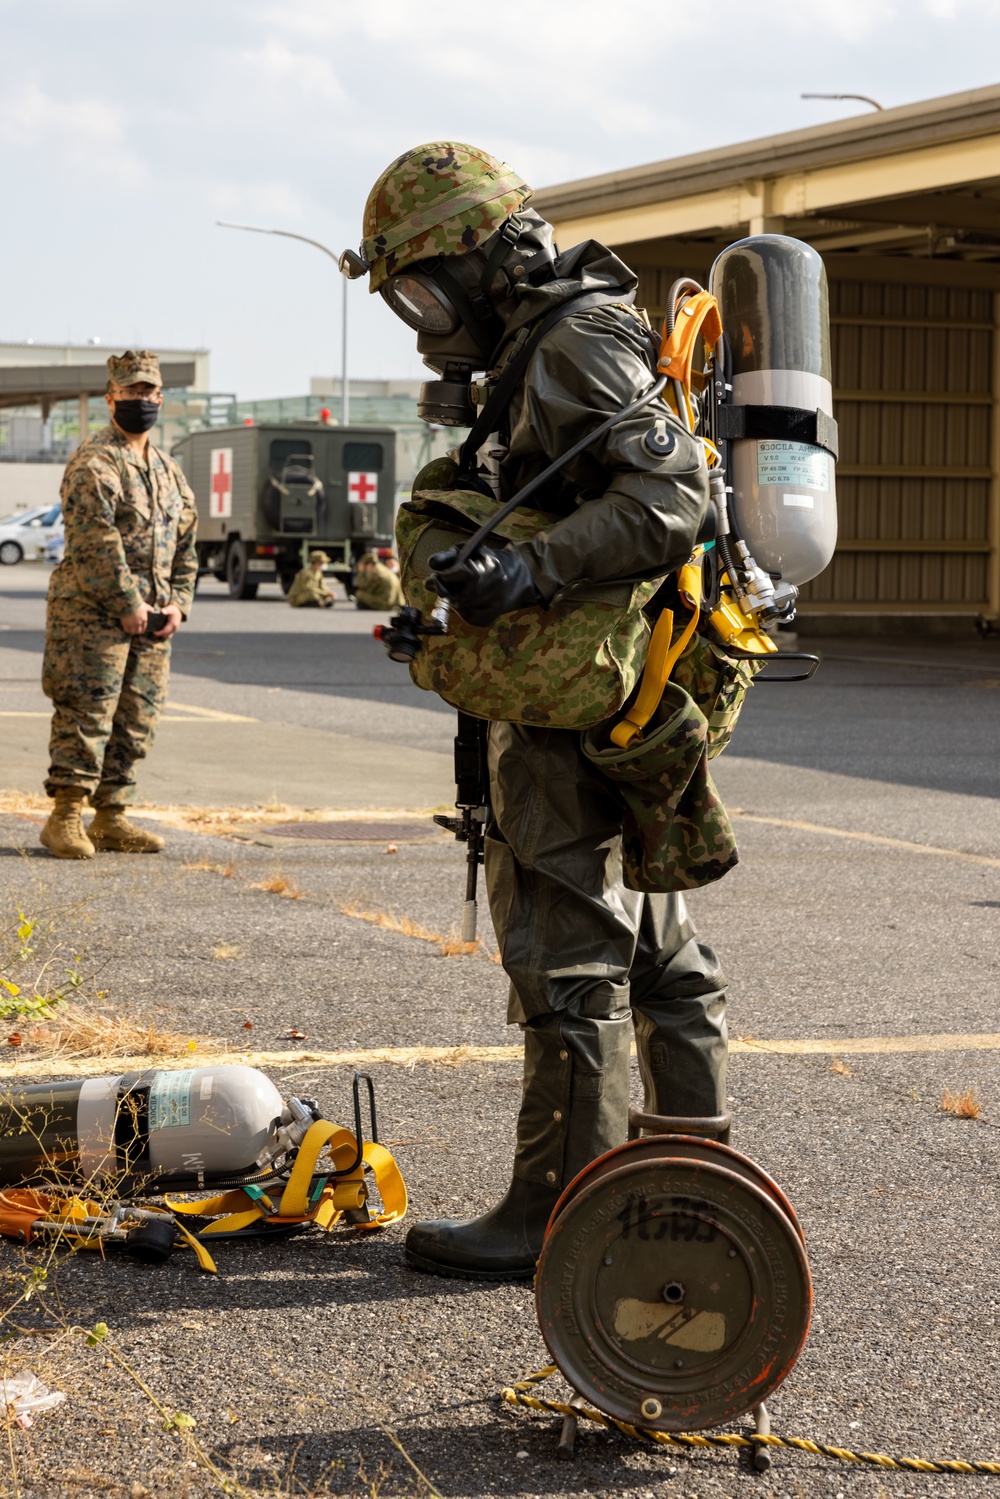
[454,374,669,565]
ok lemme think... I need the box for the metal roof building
[534,85,1000,626]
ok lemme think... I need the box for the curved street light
[801,92,884,111]
[217,220,350,426]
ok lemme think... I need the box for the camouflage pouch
[671,632,763,759]
[396,489,666,729]
[581,682,738,893]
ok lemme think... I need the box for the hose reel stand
[534,1110,812,1473]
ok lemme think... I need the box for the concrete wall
[0,464,62,515]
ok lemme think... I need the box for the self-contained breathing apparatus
[345,224,839,934]
[0,1066,407,1272]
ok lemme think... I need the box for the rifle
[433,712,490,942]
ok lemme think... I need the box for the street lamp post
[217,221,350,427]
[800,92,884,111]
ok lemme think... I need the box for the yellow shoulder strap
[610,562,703,750]
[658,291,723,428]
[164,1120,408,1240]
[174,1222,218,1273]
[354,1141,409,1229]
[278,1121,361,1219]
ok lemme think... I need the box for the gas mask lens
[381,274,459,334]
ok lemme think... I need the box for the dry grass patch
[133,800,438,840]
[211,943,243,962]
[184,858,236,878]
[184,860,308,899]
[0,790,48,821]
[18,1002,202,1060]
[338,901,486,959]
[437,936,479,957]
[940,1087,981,1119]
[249,872,306,900]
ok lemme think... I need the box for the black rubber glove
[427,543,541,627]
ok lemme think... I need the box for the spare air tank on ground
[0,1066,286,1189]
[710,235,838,586]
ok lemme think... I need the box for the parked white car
[0,504,62,564]
[42,517,65,564]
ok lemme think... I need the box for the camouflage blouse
[51,423,198,619]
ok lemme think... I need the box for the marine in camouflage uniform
[353,551,404,611]
[40,350,197,859]
[354,144,729,1280]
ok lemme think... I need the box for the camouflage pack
[581,682,739,893]
[396,489,665,729]
[670,630,764,758]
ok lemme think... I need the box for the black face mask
[114,399,160,434]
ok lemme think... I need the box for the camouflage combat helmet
[361,143,531,292]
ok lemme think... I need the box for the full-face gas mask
[342,211,557,426]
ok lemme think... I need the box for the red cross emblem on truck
[348,471,378,504]
[209,448,233,518]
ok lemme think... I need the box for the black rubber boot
[404,1176,561,1281]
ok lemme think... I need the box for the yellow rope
[500,1369,1000,1476]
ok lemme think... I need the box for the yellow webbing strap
[173,1222,217,1273]
[355,1141,408,1230]
[166,1187,273,1219]
[610,562,703,749]
[165,1186,273,1238]
[278,1121,360,1218]
[163,1121,408,1240]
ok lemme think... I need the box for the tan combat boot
[89,806,165,854]
[39,789,96,860]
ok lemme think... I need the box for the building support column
[745,178,786,238]
[988,290,1000,622]
[78,392,90,449]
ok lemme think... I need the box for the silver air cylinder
[0,1065,285,1188]
[710,235,838,585]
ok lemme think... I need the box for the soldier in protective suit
[352,144,727,1280]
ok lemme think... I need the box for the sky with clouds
[2,0,999,399]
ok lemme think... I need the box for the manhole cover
[267,821,445,842]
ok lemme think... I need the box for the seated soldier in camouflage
[40,350,197,860]
[287,550,336,608]
[353,551,404,611]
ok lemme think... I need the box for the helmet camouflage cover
[361,142,531,292]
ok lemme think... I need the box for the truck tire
[0,541,23,565]
[279,569,296,596]
[226,540,258,600]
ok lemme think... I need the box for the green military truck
[173,422,396,598]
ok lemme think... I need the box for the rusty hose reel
[535,1115,812,1435]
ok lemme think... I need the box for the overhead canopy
[0,359,198,412]
[533,87,1000,624]
[533,84,1000,285]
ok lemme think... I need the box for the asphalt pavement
[0,563,999,1499]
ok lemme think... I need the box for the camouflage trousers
[42,600,171,805]
[485,721,728,1190]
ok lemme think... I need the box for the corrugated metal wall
[802,279,995,613]
[634,266,999,615]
